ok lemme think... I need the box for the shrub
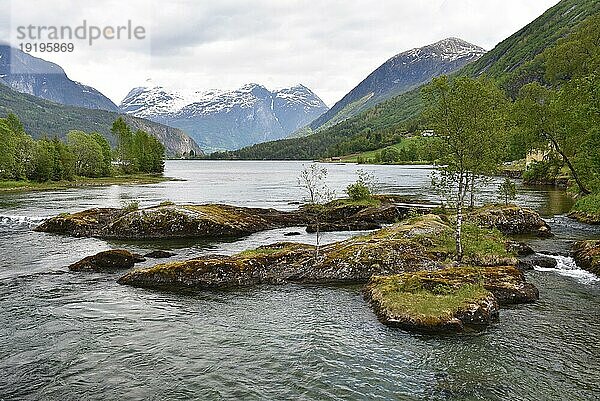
[346,169,376,201]
[121,200,140,213]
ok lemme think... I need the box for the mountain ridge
[0,45,119,112]
[219,0,600,160]
[305,37,485,133]
[0,81,202,157]
[120,82,329,152]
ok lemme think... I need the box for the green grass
[417,221,512,261]
[237,248,283,258]
[371,274,490,325]
[571,193,600,216]
[336,136,438,164]
[0,174,170,192]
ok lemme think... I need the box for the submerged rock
[69,250,140,272]
[506,240,535,256]
[517,254,557,271]
[469,204,552,237]
[144,250,176,259]
[572,240,600,275]
[364,266,537,333]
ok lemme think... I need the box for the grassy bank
[569,193,600,224]
[0,174,172,192]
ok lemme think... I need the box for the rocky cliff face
[308,37,486,131]
[120,83,328,152]
[0,45,119,112]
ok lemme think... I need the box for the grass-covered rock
[35,199,409,239]
[117,214,521,290]
[364,266,538,333]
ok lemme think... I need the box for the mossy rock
[117,214,519,291]
[365,276,498,333]
[35,208,120,237]
[364,266,538,333]
[69,249,141,272]
[572,240,600,275]
[35,200,412,240]
[468,204,552,237]
[568,211,600,225]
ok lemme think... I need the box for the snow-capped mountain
[0,45,119,112]
[119,83,328,152]
[308,37,486,132]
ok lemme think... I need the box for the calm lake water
[1,160,599,400]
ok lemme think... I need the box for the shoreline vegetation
[0,174,173,192]
[0,115,168,193]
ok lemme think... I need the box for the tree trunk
[545,133,591,195]
[469,175,475,209]
[455,173,465,263]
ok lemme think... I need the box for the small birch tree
[423,76,508,263]
[298,163,334,257]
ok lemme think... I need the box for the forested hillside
[213,0,600,160]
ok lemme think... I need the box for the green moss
[369,274,490,326]
[424,222,511,259]
[183,205,244,224]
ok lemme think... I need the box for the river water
[0,161,599,400]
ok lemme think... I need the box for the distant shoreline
[0,175,175,193]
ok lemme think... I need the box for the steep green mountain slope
[0,82,202,157]
[217,0,600,160]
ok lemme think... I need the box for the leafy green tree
[51,137,75,181]
[423,76,509,262]
[513,83,590,194]
[90,133,113,176]
[67,131,104,177]
[298,164,334,257]
[28,138,56,182]
[499,178,517,205]
[111,117,134,173]
[0,119,16,179]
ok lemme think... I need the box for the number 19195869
[19,42,74,53]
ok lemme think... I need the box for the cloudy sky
[4,0,560,106]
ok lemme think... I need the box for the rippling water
[1,161,599,400]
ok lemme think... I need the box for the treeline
[0,115,164,182]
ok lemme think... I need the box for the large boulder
[572,240,600,275]
[364,265,538,333]
[69,250,141,272]
[468,204,552,237]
